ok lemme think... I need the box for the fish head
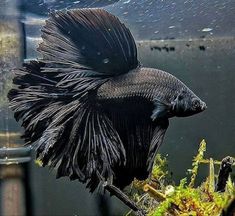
[170,88,207,117]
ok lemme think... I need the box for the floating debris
[123,0,131,4]
[199,45,206,51]
[103,58,109,64]
[202,28,213,32]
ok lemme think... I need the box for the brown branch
[103,182,145,216]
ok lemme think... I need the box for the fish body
[8,9,206,191]
[97,67,206,188]
[98,67,206,119]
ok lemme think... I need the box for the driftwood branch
[103,182,145,216]
[222,198,235,216]
[216,156,235,192]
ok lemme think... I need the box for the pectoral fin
[151,100,170,120]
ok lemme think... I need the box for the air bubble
[103,58,109,64]
[202,28,213,32]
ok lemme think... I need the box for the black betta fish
[8,9,206,191]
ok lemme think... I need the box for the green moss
[188,139,206,188]
[0,23,21,107]
[0,79,12,107]
[127,140,235,216]
[151,154,169,181]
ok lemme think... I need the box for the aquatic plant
[0,23,21,107]
[126,140,235,216]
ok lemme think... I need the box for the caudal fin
[8,9,140,190]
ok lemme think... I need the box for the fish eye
[192,99,200,109]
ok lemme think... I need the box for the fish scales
[97,67,189,103]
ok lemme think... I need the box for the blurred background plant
[126,140,235,216]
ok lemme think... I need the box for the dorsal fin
[38,9,139,76]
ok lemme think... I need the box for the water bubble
[123,0,130,4]
[202,28,213,32]
[103,58,109,64]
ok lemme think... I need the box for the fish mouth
[201,102,207,111]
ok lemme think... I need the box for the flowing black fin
[7,8,142,191]
[36,102,126,191]
[8,61,126,191]
[101,100,156,188]
[8,61,62,144]
[39,9,139,75]
[113,117,168,188]
[147,119,169,172]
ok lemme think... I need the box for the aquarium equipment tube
[0,0,31,215]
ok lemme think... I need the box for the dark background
[1,0,234,215]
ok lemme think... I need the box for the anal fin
[147,119,169,172]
